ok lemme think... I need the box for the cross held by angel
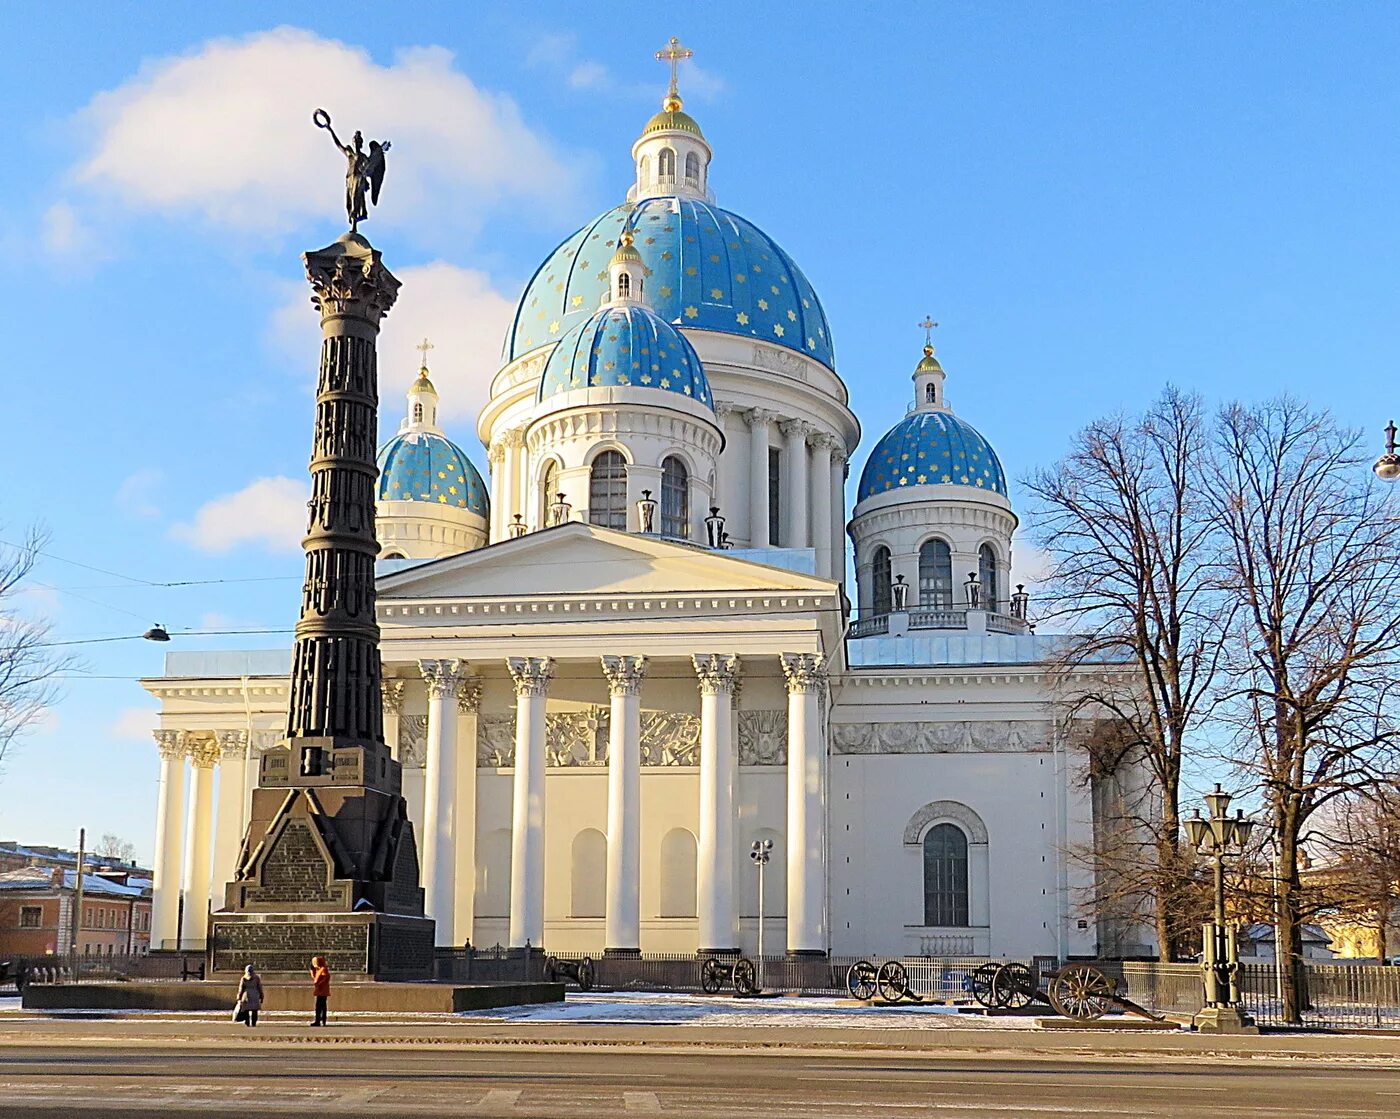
[313,108,390,232]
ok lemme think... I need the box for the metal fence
[1,951,206,990]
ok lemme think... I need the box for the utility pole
[70,828,86,966]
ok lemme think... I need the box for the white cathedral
[141,51,1152,964]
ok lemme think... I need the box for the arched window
[661,456,689,538]
[588,451,628,530]
[570,829,607,918]
[923,823,970,927]
[871,546,893,615]
[979,543,1000,613]
[475,828,512,918]
[659,828,697,917]
[918,539,952,608]
[617,272,631,299]
[412,402,424,423]
[925,383,936,405]
[639,154,650,183]
[540,459,559,526]
[684,151,700,183]
[659,147,676,178]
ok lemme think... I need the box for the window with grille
[19,906,40,928]
[617,272,631,298]
[871,546,893,615]
[588,451,628,530]
[540,460,559,526]
[684,151,700,183]
[979,543,1000,613]
[412,402,423,423]
[661,456,689,538]
[659,148,676,177]
[923,823,970,927]
[768,447,782,546]
[919,539,953,607]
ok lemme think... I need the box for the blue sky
[3,2,1399,861]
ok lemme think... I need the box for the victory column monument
[207,111,433,979]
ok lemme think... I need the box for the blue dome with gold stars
[506,197,834,371]
[377,431,489,517]
[539,303,712,408]
[857,411,1008,502]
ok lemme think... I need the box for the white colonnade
[601,655,646,954]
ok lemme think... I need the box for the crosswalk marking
[624,1090,662,1112]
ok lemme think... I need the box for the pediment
[375,523,834,600]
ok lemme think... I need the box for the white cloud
[109,706,158,742]
[568,62,611,91]
[115,468,164,519]
[171,475,306,554]
[66,27,578,235]
[1012,529,1053,590]
[271,260,513,430]
[41,201,95,257]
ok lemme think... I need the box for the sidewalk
[3,993,1399,1063]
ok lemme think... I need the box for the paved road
[3,1045,1400,1118]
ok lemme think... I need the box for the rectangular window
[19,906,41,928]
[768,447,782,546]
[84,906,92,928]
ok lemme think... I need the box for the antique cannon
[543,954,596,991]
[845,959,924,1004]
[969,961,1164,1022]
[700,955,758,995]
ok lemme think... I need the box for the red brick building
[0,867,151,957]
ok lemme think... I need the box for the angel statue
[313,108,390,232]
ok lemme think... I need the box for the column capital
[504,425,528,449]
[457,677,483,713]
[747,407,777,429]
[419,658,467,700]
[810,431,840,452]
[216,729,245,760]
[153,730,184,761]
[693,653,742,695]
[188,733,221,769]
[381,678,407,715]
[780,652,828,693]
[507,656,554,698]
[779,417,814,440]
[601,655,648,696]
[713,400,738,417]
[303,235,400,323]
[487,440,507,466]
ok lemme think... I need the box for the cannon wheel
[700,957,724,994]
[876,960,909,1003]
[992,962,1036,1010]
[968,962,1001,1008]
[576,956,595,992]
[732,957,758,995]
[543,954,559,982]
[1048,963,1117,1020]
[845,960,879,1001]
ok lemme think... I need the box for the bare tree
[1211,397,1400,1021]
[94,833,137,865]
[0,527,67,774]
[1027,388,1230,957]
[1311,787,1400,963]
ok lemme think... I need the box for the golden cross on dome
[918,315,939,350]
[656,36,694,106]
[416,336,434,372]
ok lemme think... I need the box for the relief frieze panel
[737,710,787,765]
[831,720,1052,755]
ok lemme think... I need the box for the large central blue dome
[505,197,835,370]
[857,411,1008,502]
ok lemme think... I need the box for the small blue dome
[538,303,713,408]
[377,431,489,517]
[857,411,1008,502]
[506,197,834,371]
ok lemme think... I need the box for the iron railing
[2,951,206,989]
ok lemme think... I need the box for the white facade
[138,62,1154,962]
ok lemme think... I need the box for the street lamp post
[1375,421,1400,482]
[1185,784,1259,1034]
[750,838,773,992]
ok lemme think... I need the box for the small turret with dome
[629,37,712,203]
[849,320,1024,632]
[375,340,490,560]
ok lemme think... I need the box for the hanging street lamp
[1375,421,1400,481]
[1185,784,1259,1033]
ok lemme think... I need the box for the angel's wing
[366,141,388,206]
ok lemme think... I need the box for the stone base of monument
[207,911,435,982]
[22,981,564,1015]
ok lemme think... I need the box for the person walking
[235,964,264,1028]
[309,956,331,1027]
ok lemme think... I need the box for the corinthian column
[809,433,835,578]
[420,658,465,945]
[830,449,848,586]
[747,409,774,547]
[601,655,647,955]
[694,654,741,954]
[210,730,248,905]
[781,653,828,956]
[781,420,812,550]
[381,679,406,761]
[454,679,482,946]
[180,735,220,949]
[150,730,187,950]
[507,656,554,948]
